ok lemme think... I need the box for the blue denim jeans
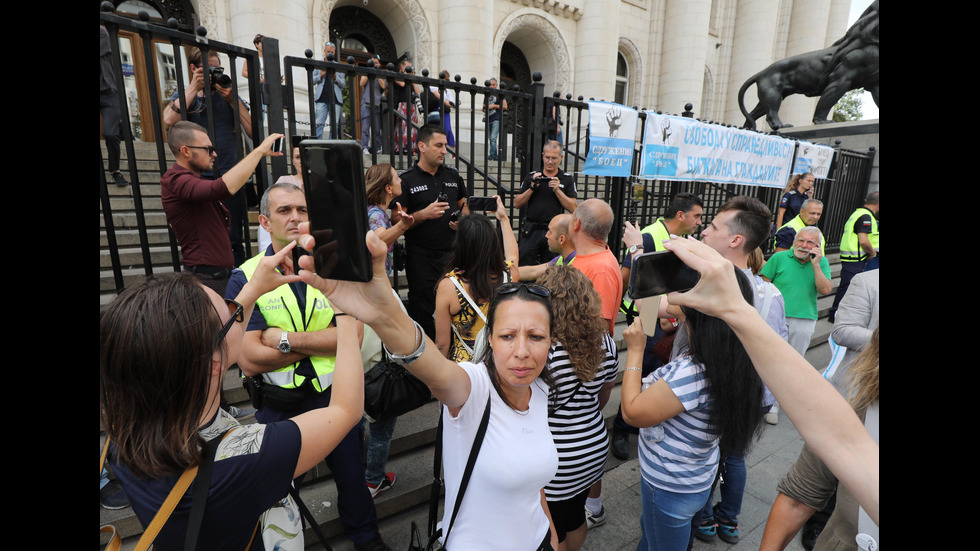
[488,120,500,159]
[315,102,343,139]
[365,415,397,485]
[637,478,711,551]
[699,454,745,523]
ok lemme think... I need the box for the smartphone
[468,196,497,212]
[299,140,373,282]
[437,191,449,204]
[271,135,285,154]
[628,250,700,299]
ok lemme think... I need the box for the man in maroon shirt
[161,120,283,294]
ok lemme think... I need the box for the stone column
[434,0,495,147]
[574,0,620,101]
[658,0,711,116]
[724,0,780,125]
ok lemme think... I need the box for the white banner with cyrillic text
[583,101,638,177]
[638,113,795,188]
[793,141,834,179]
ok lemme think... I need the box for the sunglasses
[185,145,217,156]
[215,298,244,346]
[495,283,552,299]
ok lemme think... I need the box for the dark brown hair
[100,273,221,477]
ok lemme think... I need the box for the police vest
[555,253,575,267]
[778,215,825,255]
[840,207,879,262]
[239,252,336,391]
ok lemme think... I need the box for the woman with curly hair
[536,265,619,551]
[434,196,519,362]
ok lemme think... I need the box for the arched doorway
[500,41,531,163]
[328,6,397,66]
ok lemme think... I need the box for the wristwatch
[277,331,291,354]
[628,244,644,255]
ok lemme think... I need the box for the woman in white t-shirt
[620,267,765,551]
[296,229,561,551]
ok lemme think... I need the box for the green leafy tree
[832,88,864,122]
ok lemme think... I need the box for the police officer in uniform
[830,191,879,322]
[774,198,825,254]
[227,182,392,551]
[514,140,578,266]
[393,125,469,339]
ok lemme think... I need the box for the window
[615,53,629,105]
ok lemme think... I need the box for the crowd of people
[102,36,879,549]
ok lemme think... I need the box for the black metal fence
[100,8,876,295]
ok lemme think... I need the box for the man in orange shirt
[566,199,622,333]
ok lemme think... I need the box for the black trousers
[406,246,449,340]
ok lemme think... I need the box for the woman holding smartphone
[297,228,560,550]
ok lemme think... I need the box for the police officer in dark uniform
[513,140,578,266]
[393,125,469,339]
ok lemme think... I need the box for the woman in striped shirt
[537,265,619,551]
[620,267,765,551]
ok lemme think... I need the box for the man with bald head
[567,199,621,333]
[761,226,832,356]
[519,213,576,281]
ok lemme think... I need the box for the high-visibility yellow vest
[778,215,825,255]
[239,252,336,391]
[840,207,879,262]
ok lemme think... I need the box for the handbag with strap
[363,349,432,422]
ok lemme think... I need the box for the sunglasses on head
[495,283,552,299]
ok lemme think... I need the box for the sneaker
[695,519,717,542]
[611,427,630,460]
[100,479,130,509]
[716,516,740,544]
[353,533,392,551]
[111,171,129,187]
[585,506,606,529]
[765,403,779,425]
[363,148,370,154]
[366,472,396,499]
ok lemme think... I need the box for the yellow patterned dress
[446,262,513,363]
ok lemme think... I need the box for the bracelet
[624,367,642,373]
[334,312,349,317]
[383,319,426,366]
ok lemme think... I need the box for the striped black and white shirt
[544,333,619,500]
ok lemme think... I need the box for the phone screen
[299,140,373,282]
[628,250,700,299]
[468,196,497,212]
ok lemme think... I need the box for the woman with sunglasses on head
[535,265,619,551]
[297,226,560,550]
[620,267,766,551]
[100,243,366,551]
[435,196,519,362]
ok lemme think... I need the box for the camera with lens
[208,66,232,88]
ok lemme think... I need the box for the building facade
[109,0,850,142]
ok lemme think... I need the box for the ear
[259,214,272,232]
[731,234,744,249]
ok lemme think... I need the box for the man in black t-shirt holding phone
[393,125,469,338]
[513,140,578,266]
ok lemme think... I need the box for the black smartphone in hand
[628,250,700,299]
[299,140,372,282]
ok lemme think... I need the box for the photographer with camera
[165,48,253,265]
[514,140,578,266]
